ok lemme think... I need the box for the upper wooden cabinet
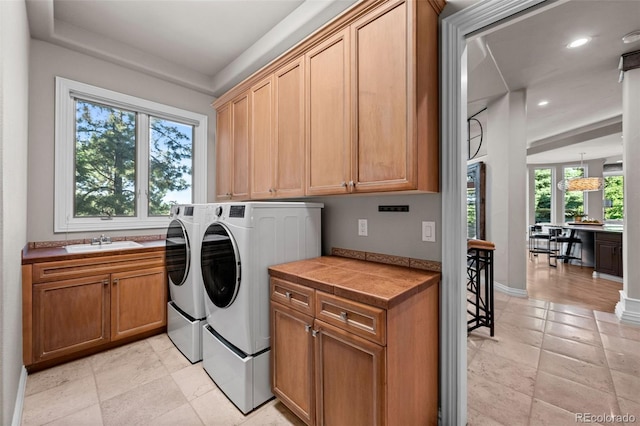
[213,0,443,200]
[250,59,306,199]
[306,29,351,196]
[274,58,306,198]
[250,76,275,199]
[351,1,413,192]
[216,92,251,200]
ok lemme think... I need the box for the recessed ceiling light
[567,37,591,49]
[622,30,640,44]
[537,100,549,107]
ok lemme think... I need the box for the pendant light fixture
[557,153,604,192]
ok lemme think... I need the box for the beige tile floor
[21,333,305,426]
[21,291,640,426]
[468,291,640,425]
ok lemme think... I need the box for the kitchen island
[552,224,623,281]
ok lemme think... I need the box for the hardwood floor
[526,252,622,313]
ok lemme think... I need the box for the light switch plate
[422,221,436,242]
[358,219,368,237]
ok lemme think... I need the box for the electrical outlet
[422,221,436,242]
[358,219,368,237]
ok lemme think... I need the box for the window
[55,77,207,231]
[604,174,624,221]
[563,166,584,219]
[534,168,552,223]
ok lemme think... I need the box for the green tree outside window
[75,100,193,218]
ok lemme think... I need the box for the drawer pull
[113,279,119,285]
[340,311,348,322]
[312,329,320,337]
[285,291,292,300]
[305,324,312,333]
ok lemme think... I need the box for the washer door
[166,219,190,286]
[201,223,241,308]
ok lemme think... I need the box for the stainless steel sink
[64,240,143,253]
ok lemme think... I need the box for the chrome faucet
[91,234,112,245]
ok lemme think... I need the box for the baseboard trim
[495,281,528,298]
[592,271,623,284]
[11,366,27,426]
[615,291,640,326]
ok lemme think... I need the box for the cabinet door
[351,0,416,192]
[274,58,305,197]
[271,302,315,426]
[315,319,385,426]
[111,267,166,341]
[232,93,251,199]
[595,240,622,277]
[306,29,351,196]
[33,275,110,362]
[216,103,232,200]
[251,76,275,199]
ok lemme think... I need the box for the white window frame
[54,77,207,232]
[533,167,554,224]
[603,170,624,224]
[561,163,586,218]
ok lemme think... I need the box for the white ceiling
[26,0,358,96]
[467,0,640,165]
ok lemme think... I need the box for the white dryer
[200,202,322,414]
[165,204,206,363]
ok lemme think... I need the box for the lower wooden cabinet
[595,232,623,277]
[270,275,438,426]
[314,320,385,426]
[271,302,315,425]
[23,250,167,370]
[33,274,111,363]
[111,267,166,341]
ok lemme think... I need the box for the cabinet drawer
[315,291,386,346]
[32,252,164,283]
[270,278,315,316]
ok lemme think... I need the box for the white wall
[1,0,30,423]
[28,40,217,242]
[310,193,442,261]
[485,91,527,294]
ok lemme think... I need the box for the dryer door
[201,223,241,308]
[166,219,190,286]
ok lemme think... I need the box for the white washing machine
[165,204,207,363]
[200,202,322,414]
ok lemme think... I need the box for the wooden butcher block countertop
[268,256,440,310]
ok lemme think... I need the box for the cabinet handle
[113,279,119,285]
[102,279,109,286]
[348,181,355,188]
[305,324,312,333]
[341,181,347,188]
[285,291,291,300]
[312,329,320,337]
[269,188,273,193]
[340,311,348,322]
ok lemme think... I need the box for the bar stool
[528,225,550,257]
[548,228,582,267]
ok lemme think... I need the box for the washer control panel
[229,205,245,218]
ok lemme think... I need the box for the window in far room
[563,165,585,219]
[603,173,624,222]
[55,77,207,232]
[534,168,552,223]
